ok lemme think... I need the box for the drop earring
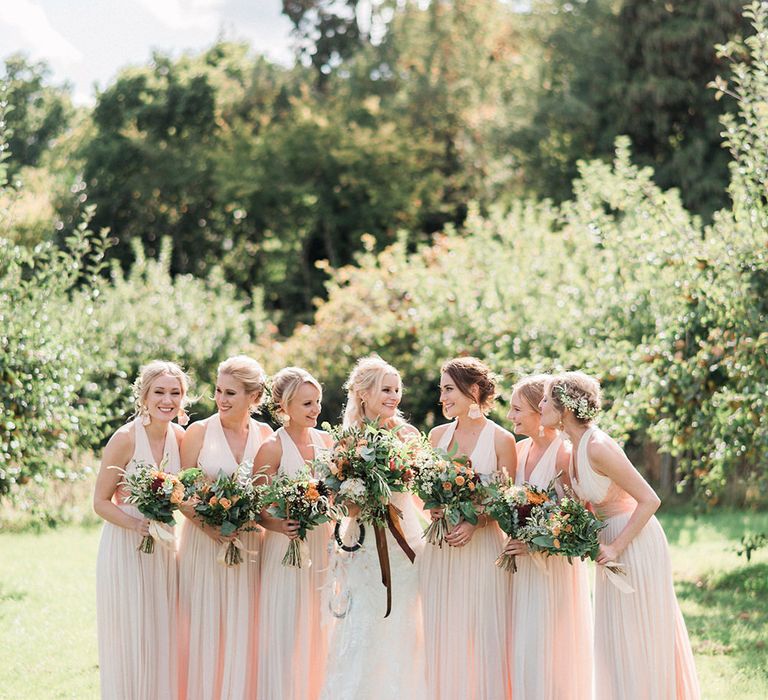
[177,409,189,426]
[538,425,545,437]
[468,402,482,419]
[140,406,151,426]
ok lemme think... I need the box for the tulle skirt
[178,519,261,700]
[594,513,700,700]
[96,506,178,700]
[419,524,512,700]
[257,524,331,700]
[510,552,593,699]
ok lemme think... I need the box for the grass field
[1,508,767,699]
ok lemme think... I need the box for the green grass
[0,509,766,698]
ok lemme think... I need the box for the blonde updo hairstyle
[511,373,550,413]
[270,367,323,424]
[217,355,267,413]
[343,355,404,429]
[548,371,602,424]
[441,356,497,414]
[133,360,192,418]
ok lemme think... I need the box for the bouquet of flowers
[411,443,486,547]
[312,420,414,525]
[256,469,341,568]
[519,490,627,581]
[187,465,260,566]
[119,458,193,553]
[483,473,556,572]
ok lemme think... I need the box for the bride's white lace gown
[320,490,428,700]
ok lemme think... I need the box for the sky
[0,0,296,104]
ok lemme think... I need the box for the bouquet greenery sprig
[483,473,557,572]
[119,458,192,554]
[411,441,486,547]
[311,419,414,525]
[256,468,342,567]
[186,465,260,566]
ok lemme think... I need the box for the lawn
[0,508,766,699]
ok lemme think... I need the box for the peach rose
[219,497,232,510]
[455,475,466,486]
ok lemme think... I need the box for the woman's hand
[596,541,622,565]
[503,538,529,557]
[429,507,444,522]
[276,518,300,540]
[132,517,150,536]
[445,521,477,547]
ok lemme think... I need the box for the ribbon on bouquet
[216,537,260,567]
[374,503,417,618]
[148,521,176,551]
[601,561,635,594]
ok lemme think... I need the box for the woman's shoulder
[428,421,453,442]
[103,422,136,463]
[491,421,516,445]
[397,422,421,439]
[585,427,623,468]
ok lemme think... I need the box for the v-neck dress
[257,427,331,700]
[509,436,593,699]
[419,420,513,700]
[96,418,181,700]
[571,426,700,699]
[178,413,267,700]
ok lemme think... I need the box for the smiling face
[145,374,184,424]
[362,372,402,421]
[539,384,562,429]
[507,388,541,437]
[215,372,259,419]
[439,371,477,419]
[285,382,322,428]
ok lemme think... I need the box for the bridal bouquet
[313,420,414,525]
[187,465,260,566]
[411,443,486,547]
[119,459,194,554]
[483,474,556,572]
[257,469,341,568]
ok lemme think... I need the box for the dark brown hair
[441,356,497,412]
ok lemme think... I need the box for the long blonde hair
[342,355,404,429]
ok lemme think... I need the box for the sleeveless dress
[320,441,427,699]
[510,436,593,700]
[419,419,513,700]
[257,427,332,700]
[96,418,180,700]
[571,426,700,700]
[178,414,266,700]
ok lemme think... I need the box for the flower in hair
[553,384,600,421]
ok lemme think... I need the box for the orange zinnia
[306,485,320,501]
[527,490,548,505]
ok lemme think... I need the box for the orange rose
[553,538,561,549]
[468,482,476,491]
[306,485,320,501]
[170,484,184,505]
[442,481,453,491]
[455,475,466,486]
[209,496,219,506]
[219,497,232,510]
[565,524,573,533]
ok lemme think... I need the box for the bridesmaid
[254,367,332,700]
[94,360,190,700]
[504,374,593,699]
[420,357,517,700]
[178,355,272,700]
[541,371,700,699]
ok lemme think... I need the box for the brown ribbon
[373,503,417,618]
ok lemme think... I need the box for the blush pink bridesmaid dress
[256,427,331,700]
[510,436,593,699]
[96,417,180,700]
[419,419,513,700]
[177,413,267,700]
[572,425,700,700]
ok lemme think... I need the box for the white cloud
[0,0,82,63]
[134,0,227,31]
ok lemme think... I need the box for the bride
[320,355,428,699]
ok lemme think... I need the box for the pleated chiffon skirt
[178,520,261,700]
[594,514,700,700]
[257,524,330,700]
[96,506,178,700]
[419,524,513,700]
